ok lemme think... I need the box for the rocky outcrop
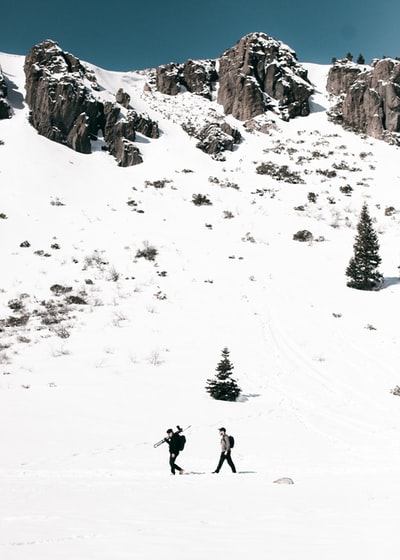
[156,63,181,95]
[156,60,217,99]
[327,58,400,144]
[24,40,99,153]
[326,60,363,96]
[115,88,131,108]
[155,33,312,122]
[196,122,241,156]
[217,32,313,121]
[0,67,12,119]
[24,40,159,165]
[102,102,141,166]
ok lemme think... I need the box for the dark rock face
[156,60,217,99]
[102,102,141,166]
[182,60,217,99]
[155,33,311,121]
[156,63,181,95]
[115,88,131,108]
[24,40,159,165]
[24,40,99,153]
[327,58,400,144]
[100,102,159,166]
[217,32,313,121]
[0,67,12,119]
[326,61,363,95]
[196,122,241,155]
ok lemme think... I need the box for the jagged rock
[326,60,363,95]
[127,110,159,138]
[100,102,158,166]
[196,123,236,155]
[24,40,159,165]
[24,40,99,153]
[220,122,242,144]
[115,88,131,108]
[102,102,142,166]
[244,115,280,134]
[114,139,143,167]
[156,60,217,99]
[327,57,400,144]
[182,60,217,99]
[0,67,12,119]
[156,63,181,95]
[66,112,91,153]
[217,32,313,121]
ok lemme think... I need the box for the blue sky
[2,0,399,70]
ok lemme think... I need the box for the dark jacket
[166,431,182,455]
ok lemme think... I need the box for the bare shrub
[192,193,212,206]
[147,350,163,366]
[6,315,30,327]
[83,250,109,270]
[50,284,73,296]
[144,179,172,189]
[293,230,313,242]
[55,326,70,339]
[256,162,304,184]
[107,266,120,282]
[136,242,158,261]
[112,311,128,327]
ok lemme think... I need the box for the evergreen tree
[205,347,241,401]
[356,53,365,64]
[346,52,354,62]
[346,203,383,290]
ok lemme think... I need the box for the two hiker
[163,425,236,475]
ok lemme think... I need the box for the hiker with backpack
[165,426,185,475]
[212,427,236,473]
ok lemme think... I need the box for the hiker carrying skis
[165,427,185,475]
[213,427,236,473]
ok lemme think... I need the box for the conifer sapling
[205,347,241,401]
[346,203,383,290]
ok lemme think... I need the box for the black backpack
[178,434,186,451]
[229,435,235,449]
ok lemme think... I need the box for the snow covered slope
[0,51,400,560]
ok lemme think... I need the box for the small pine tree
[205,347,241,401]
[346,203,383,290]
[346,52,354,62]
[356,53,365,65]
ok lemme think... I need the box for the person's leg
[226,452,236,473]
[213,453,226,473]
[170,452,183,474]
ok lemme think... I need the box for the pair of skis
[153,425,191,448]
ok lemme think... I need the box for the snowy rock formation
[156,59,217,100]
[24,40,159,166]
[217,32,313,121]
[155,32,313,123]
[327,58,400,145]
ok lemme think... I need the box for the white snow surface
[0,53,400,559]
